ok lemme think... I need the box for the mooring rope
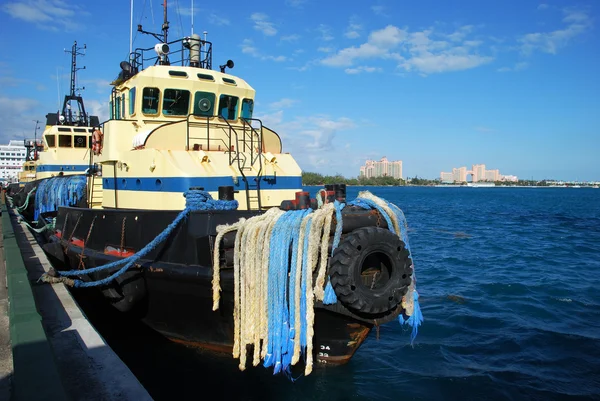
[40,190,238,288]
[16,188,36,212]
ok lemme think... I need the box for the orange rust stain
[55,231,62,238]
[347,325,371,349]
[148,266,164,273]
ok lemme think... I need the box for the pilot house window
[46,135,56,147]
[193,92,215,117]
[241,99,254,120]
[74,135,87,148]
[218,95,239,120]
[58,135,72,147]
[163,89,190,116]
[129,87,136,116]
[142,87,160,115]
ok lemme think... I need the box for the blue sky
[0,0,598,181]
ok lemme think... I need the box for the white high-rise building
[0,140,27,182]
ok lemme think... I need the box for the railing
[129,37,213,72]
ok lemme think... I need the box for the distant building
[360,157,403,179]
[0,140,27,182]
[440,163,516,183]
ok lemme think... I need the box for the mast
[162,0,168,44]
[62,41,88,126]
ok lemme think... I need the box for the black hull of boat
[41,205,401,367]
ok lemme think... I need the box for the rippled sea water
[74,186,600,401]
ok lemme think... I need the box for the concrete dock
[0,198,153,400]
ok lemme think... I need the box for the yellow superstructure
[90,37,302,211]
[18,160,37,185]
[37,125,93,180]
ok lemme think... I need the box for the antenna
[61,41,89,126]
[137,0,170,64]
[65,41,86,98]
[191,0,194,35]
[130,0,134,55]
[32,120,40,160]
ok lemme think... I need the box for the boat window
[241,99,254,120]
[109,100,113,119]
[142,87,160,115]
[74,128,87,133]
[129,87,136,116]
[163,89,190,116]
[121,94,125,119]
[58,127,72,132]
[46,135,56,147]
[223,78,237,86]
[193,91,215,117]
[197,73,214,81]
[58,135,72,147]
[218,95,239,120]
[74,135,87,148]
[115,97,121,119]
[169,70,188,77]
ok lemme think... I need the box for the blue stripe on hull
[36,164,89,173]
[102,176,302,192]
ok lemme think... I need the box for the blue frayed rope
[323,200,345,305]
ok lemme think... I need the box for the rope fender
[212,190,421,377]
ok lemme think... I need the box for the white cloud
[269,98,298,109]
[281,34,301,42]
[519,8,592,55]
[240,39,287,62]
[316,24,334,41]
[286,0,307,7]
[345,20,362,39]
[241,39,260,57]
[209,13,230,26]
[497,61,528,72]
[80,79,112,95]
[2,0,87,31]
[317,47,334,53]
[321,25,406,67]
[0,96,40,142]
[538,4,549,10]
[445,25,474,42]
[322,24,493,74]
[371,5,386,16]
[344,66,382,74]
[251,13,277,36]
[85,99,109,123]
[259,110,284,127]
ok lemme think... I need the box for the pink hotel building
[360,157,403,179]
[440,164,518,183]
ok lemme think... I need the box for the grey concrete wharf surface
[2,201,153,401]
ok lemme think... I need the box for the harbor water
[70,186,600,400]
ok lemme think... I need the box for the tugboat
[7,41,99,221]
[33,3,422,377]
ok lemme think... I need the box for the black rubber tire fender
[329,226,413,316]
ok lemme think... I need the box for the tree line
[301,172,580,187]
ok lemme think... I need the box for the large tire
[329,226,413,316]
